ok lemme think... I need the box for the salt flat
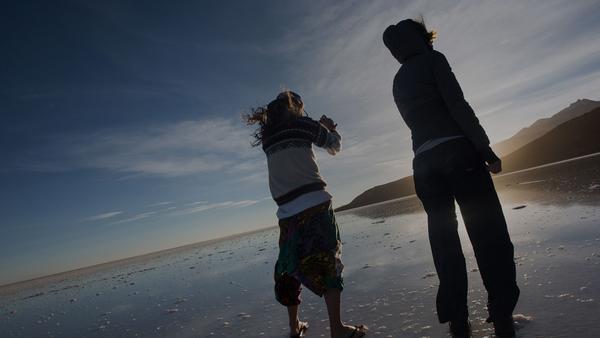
[1,155,599,337]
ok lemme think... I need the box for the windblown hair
[412,16,437,47]
[243,91,304,147]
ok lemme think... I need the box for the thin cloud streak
[110,212,157,225]
[186,201,209,206]
[148,201,174,207]
[86,211,123,221]
[14,117,256,177]
[172,200,261,216]
[271,0,600,187]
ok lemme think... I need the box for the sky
[1,0,600,285]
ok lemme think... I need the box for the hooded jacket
[383,20,498,163]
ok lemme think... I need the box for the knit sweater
[262,117,341,218]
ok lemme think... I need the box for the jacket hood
[383,19,431,64]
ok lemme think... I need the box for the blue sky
[2,0,600,284]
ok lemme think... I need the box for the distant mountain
[337,100,600,212]
[494,99,600,156]
[501,107,600,173]
[336,176,415,212]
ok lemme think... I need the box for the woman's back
[384,19,492,158]
[262,117,330,206]
[393,50,465,152]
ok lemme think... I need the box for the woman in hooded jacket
[382,18,520,338]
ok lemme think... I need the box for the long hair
[243,91,304,147]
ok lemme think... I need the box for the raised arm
[322,129,341,155]
[430,51,500,167]
[313,115,342,155]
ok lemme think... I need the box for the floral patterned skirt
[274,201,344,306]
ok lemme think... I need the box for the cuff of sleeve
[479,146,500,164]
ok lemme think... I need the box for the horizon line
[0,224,277,293]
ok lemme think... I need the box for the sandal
[291,321,309,338]
[348,324,368,338]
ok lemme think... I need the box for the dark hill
[494,99,600,156]
[336,176,415,212]
[337,104,600,212]
[501,107,600,172]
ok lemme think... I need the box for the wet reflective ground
[1,155,599,337]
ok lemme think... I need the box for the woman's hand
[486,160,502,174]
[319,115,337,131]
[481,146,501,174]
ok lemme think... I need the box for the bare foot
[332,324,368,338]
[290,320,309,337]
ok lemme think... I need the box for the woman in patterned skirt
[244,91,367,338]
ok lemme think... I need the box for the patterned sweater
[262,117,341,218]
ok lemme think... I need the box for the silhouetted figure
[383,19,520,338]
[245,91,368,338]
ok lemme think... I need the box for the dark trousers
[413,138,519,323]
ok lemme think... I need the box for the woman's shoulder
[262,117,324,151]
[289,116,320,130]
[264,117,318,138]
[296,116,318,124]
[429,49,445,57]
[427,50,450,65]
[399,50,442,71]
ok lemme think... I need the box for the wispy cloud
[283,0,600,126]
[7,0,600,211]
[86,211,123,221]
[270,0,600,189]
[147,201,174,207]
[100,199,241,225]
[15,117,258,177]
[110,211,157,225]
[186,200,208,206]
[173,199,261,216]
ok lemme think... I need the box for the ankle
[449,319,471,338]
[329,321,345,333]
[493,316,515,337]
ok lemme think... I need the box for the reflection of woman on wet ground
[383,18,520,338]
